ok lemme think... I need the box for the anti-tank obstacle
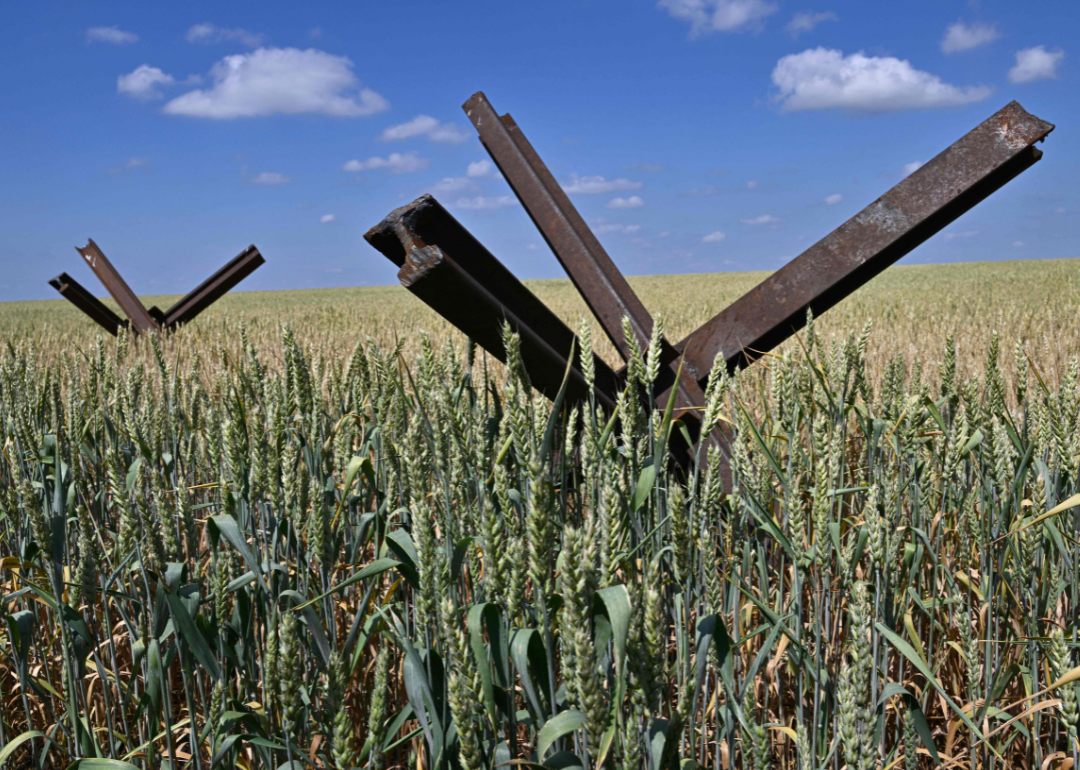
[366,95,1052,475]
[49,238,264,335]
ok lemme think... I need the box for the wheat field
[2,258,1080,770]
[7,258,1080,385]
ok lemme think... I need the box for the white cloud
[1013,240,1025,247]
[380,115,436,139]
[824,193,843,205]
[251,172,291,185]
[342,152,428,174]
[429,124,469,144]
[163,48,389,119]
[117,65,175,101]
[607,196,645,209]
[450,196,518,210]
[786,11,837,38]
[431,160,503,193]
[742,214,781,225]
[87,26,138,44]
[659,0,778,36]
[941,21,1000,54]
[320,214,337,224]
[746,179,759,189]
[703,231,727,242]
[772,47,992,111]
[1008,46,1065,83]
[467,159,501,178]
[430,176,480,195]
[1055,207,1067,214]
[381,115,468,144]
[562,174,643,194]
[105,157,151,176]
[942,230,978,242]
[186,23,265,48]
[593,219,642,235]
[902,160,924,177]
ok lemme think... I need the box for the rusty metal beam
[462,92,731,473]
[675,101,1054,383]
[48,272,127,336]
[405,245,617,413]
[463,92,659,362]
[365,194,621,411]
[75,239,158,334]
[462,93,715,429]
[162,245,263,328]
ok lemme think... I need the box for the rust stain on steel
[463,91,657,360]
[59,241,264,334]
[162,245,264,328]
[365,94,1048,481]
[676,101,1054,383]
[401,244,618,414]
[48,272,128,336]
[462,92,718,440]
[75,239,158,334]
[365,194,621,411]
[463,92,730,474]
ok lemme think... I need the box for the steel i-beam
[75,239,158,334]
[56,241,264,334]
[675,101,1054,384]
[48,272,128,336]
[366,195,621,413]
[369,94,1051,480]
[463,91,728,462]
[162,245,264,328]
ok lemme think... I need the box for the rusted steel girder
[675,101,1055,383]
[463,92,731,473]
[162,245,263,328]
[463,93,657,360]
[366,195,620,412]
[48,272,128,336]
[368,94,1051,479]
[462,92,714,433]
[76,239,158,334]
[55,240,264,334]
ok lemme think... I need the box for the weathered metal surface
[463,92,658,360]
[162,245,264,328]
[462,92,715,437]
[367,94,1051,481]
[675,101,1055,383]
[75,239,159,334]
[403,244,618,413]
[48,272,127,335]
[365,194,621,410]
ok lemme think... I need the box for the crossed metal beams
[50,238,264,335]
[369,95,1053,469]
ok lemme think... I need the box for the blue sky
[1,0,1075,303]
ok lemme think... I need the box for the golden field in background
[4,258,1079,387]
